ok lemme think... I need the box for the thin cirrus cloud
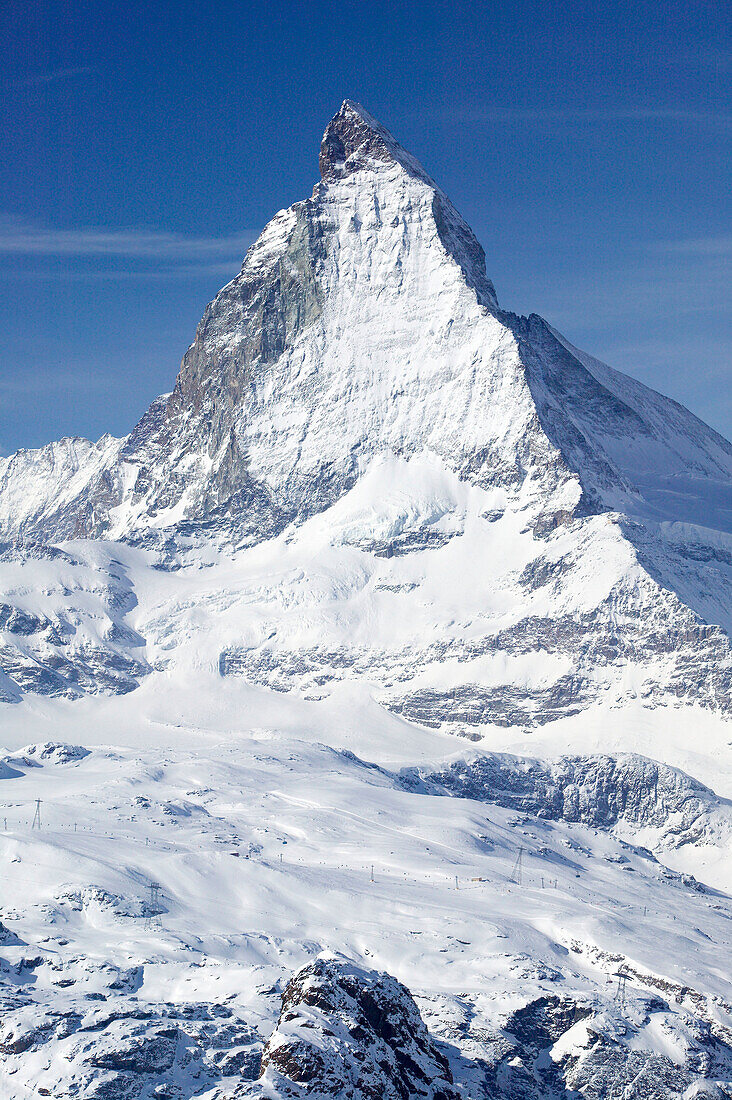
[3,66,97,90]
[650,235,732,256]
[0,365,128,397]
[0,220,254,277]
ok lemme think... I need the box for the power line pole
[144,882,162,930]
[613,967,629,1012]
[510,846,524,886]
[31,800,42,830]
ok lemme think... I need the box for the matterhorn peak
[316,100,498,310]
[319,99,434,184]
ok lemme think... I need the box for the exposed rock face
[319,99,432,183]
[220,578,732,729]
[410,751,732,852]
[465,993,732,1099]
[250,955,459,1099]
[180,963,732,1100]
[4,948,730,1100]
[6,741,90,766]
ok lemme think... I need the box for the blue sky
[1,0,729,453]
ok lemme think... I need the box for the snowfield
[1,732,732,1097]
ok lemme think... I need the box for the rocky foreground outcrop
[242,954,459,1099]
[209,955,732,1099]
[3,943,731,1098]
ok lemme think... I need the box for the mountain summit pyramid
[0,100,730,753]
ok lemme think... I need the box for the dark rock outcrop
[407,750,731,851]
[251,954,459,1099]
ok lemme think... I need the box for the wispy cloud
[0,366,127,396]
[0,220,253,260]
[651,235,732,257]
[0,263,246,282]
[3,66,97,91]
[0,218,254,279]
[465,106,732,130]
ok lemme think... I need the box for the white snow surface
[1,729,732,1096]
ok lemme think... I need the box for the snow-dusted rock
[413,751,732,853]
[11,742,90,766]
[1,734,731,1098]
[250,954,459,1099]
[0,992,261,1098]
[1,101,730,552]
[0,541,149,700]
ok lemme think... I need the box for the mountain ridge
[1,100,730,546]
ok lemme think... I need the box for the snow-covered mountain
[0,100,731,733]
[1,102,731,1098]
[3,102,732,545]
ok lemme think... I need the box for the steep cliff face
[409,751,732,854]
[108,100,557,544]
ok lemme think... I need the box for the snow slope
[1,735,732,1097]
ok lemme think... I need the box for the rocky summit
[0,103,731,1099]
